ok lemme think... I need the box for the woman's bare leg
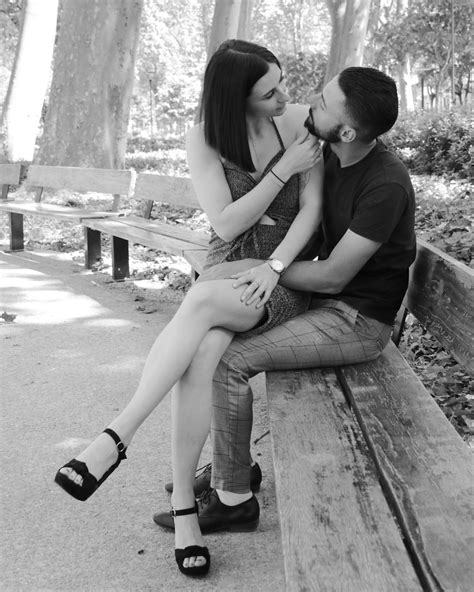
[59,279,261,486]
[171,328,234,568]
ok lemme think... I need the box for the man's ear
[340,125,356,143]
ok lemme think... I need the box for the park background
[0,0,472,444]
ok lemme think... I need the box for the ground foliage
[0,154,472,445]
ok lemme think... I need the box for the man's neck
[330,139,377,168]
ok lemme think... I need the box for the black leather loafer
[153,489,260,534]
[164,462,262,496]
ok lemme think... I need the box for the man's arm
[228,228,380,299]
[280,229,381,293]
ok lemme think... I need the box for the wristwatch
[266,258,286,275]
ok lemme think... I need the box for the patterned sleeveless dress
[200,119,311,337]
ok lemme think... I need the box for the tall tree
[237,0,254,39]
[1,0,58,162]
[36,0,143,168]
[207,0,242,58]
[324,0,372,83]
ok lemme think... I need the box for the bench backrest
[399,237,474,373]
[0,163,22,199]
[25,165,134,211]
[133,173,200,218]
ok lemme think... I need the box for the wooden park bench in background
[266,238,473,591]
[0,162,23,200]
[0,165,134,257]
[81,172,209,280]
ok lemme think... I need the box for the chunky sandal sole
[54,428,127,501]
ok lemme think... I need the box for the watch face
[270,259,285,273]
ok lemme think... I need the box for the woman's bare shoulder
[186,122,205,146]
[186,122,222,171]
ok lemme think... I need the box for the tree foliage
[280,52,327,102]
[367,0,473,107]
[1,0,472,143]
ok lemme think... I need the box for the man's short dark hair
[338,67,398,141]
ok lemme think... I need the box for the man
[154,66,416,532]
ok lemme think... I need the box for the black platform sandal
[172,503,210,577]
[54,428,127,502]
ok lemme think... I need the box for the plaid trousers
[210,298,392,493]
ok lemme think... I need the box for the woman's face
[246,63,290,118]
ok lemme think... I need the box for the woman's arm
[186,123,319,242]
[268,158,323,268]
[232,157,324,306]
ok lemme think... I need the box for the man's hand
[232,262,279,307]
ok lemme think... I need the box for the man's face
[304,76,349,143]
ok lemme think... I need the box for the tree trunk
[324,0,372,84]
[397,55,415,112]
[36,0,143,168]
[207,0,242,59]
[237,0,253,40]
[1,0,58,162]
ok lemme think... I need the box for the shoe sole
[154,517,259,534]
[200,518,260,534]
[165,482,262,495]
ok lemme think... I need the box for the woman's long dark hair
[200,39,280,172]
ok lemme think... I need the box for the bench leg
[84,227,102,268]
[112,236,129,280]
[9,213,24,251]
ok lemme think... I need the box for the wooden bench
[266,238,473,591]
[81,172,209,280]
[0,165,134,257]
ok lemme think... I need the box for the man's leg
[211,298,392,493]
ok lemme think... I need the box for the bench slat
[83,217,207,257]
[109,215,209,246]
[338,342,474,592]
[405,238,474,372]
[266,368,421,592]
[25,165,133,195]
[134,173,200,209]
[0,163,22,186]
[0,202,115,220]
[182,248,207,276]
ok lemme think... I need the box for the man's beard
[304,116,341,143]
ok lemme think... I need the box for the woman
[55,39,323,577]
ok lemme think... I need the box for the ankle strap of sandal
[103,428,127,460]
[170,501,199,517]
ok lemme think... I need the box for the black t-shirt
[316,140,416,325]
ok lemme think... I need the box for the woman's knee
[184,278,263,332]
[187,280,237,314]
[182,281,220,315]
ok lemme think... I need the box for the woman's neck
[246,116,272,139]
